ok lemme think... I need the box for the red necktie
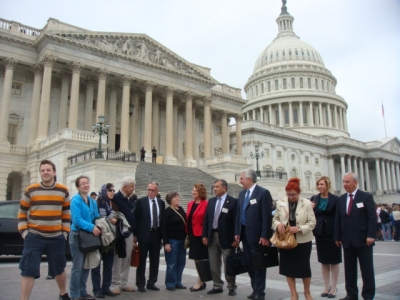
[347,193,354,216]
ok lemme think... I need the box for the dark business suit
[334,189,376,300]
[135,196,165,288]
[235,184,272,297]
[202,194,238,289]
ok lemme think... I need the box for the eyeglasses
[286,193,299,198]
[79,182,90,186]
[147,189,156,192]
[107,189,115,193]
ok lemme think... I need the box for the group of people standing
[17,159,377,300]
[140,146,157,163]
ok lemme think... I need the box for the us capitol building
[0,1,399,202]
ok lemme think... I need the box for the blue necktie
[241,190,251,225]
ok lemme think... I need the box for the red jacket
[187,199,208,237]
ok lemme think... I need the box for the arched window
[283,78,287,89]
[291,78,295,88]
[307,78,311,88]
[315,79,318,89]
[300,77,304,88]
[284,108,289,125]
[276,51,279,58]
[275,79,279,90]
[321,80,324,91]
[283,50,285,57]
[295,49,298,56]
[261,83,264,94]
[275,109,280,125]
[256,85,258,96]
[289,49,292,56]
[291,168,297,178]
[268,81,271,92]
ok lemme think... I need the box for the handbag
[130,243,140,267]
[195,259,213,282]
[226,247,247,276]
[170,206,189,249]
[78,229,102,252]
[270,225,297,249]
[251,246,279,270]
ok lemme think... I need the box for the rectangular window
[306,176,310,189]
[261,83,264,94]
[268,81,271,92]
[291,78,295,89]
[300,77,304,88]
[7,124,17,145]
[12,82,22,96]
[215,124,222,134]
[307,78,311,88]
[284,109,289,125]
[303,107,308,124]
[293,108,298,125]
[315,158,319,165]
[275,79,279,90]
[315,79,319,89]
[325,109,329,126]
[277,151,282,159]
[275,109,280,125]
[283,78,287,89]
[305,156,309,163]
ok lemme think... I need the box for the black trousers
[343,244,375,299]
[241,225,266,296]
[136,230,161,288]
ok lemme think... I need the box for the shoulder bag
[78,229,103,252]
[270,224,297,249]
[170,207,189,249]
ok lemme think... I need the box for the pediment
[379,137,400,154]
[38,30,216,83]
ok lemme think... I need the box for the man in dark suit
[202,179,238,296]
[234,169,272,300]
[334,172,376,300]
[134,182,165,292]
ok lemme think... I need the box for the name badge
[250,199,257,205]
[222,208,228,213]
[280,203,287,207]
[356,202,364,208]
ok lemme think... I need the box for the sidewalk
[0,241,399,300]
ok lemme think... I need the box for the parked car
[0,200,70,256]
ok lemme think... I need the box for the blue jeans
[164,239,186,288]
[381,223,392,241]
[69,231,90,298]
[91,250,114,294]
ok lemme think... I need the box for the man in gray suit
[202,179,238,296]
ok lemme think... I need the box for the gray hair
[121,176,136,188]
[344,172,359,182]
[149,181,160,189]
[242,168,257,183]
[214,179,228,190]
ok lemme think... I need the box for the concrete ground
[0,241,398,300]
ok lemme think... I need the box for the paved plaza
[0,241,398,300]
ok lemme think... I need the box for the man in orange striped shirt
[18,159,71,300]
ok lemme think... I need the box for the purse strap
[170,206,186,225]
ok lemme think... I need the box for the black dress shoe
[166,287,175,291]
[175,285,187,289]
[247,292,255,299]
[102,290,116,297]
[190,283,206,292]
[137,287,146,293]
[228,289,236,296]
[146,285,160,291]
[339,296,358,300]
[207,288,223,294]
[93,292,105,298]
[253,294,265,300]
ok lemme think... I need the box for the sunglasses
[107,189,115,193]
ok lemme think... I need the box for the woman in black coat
[311,176,341,298]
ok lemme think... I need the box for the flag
[382,103,384,117]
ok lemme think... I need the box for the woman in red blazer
[187,183,208,292]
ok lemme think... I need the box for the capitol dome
[243,0,349,138]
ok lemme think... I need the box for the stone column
[299,101,303,126]
[364,160,370,192]
[318,103,323,126]
[259,106,264,123]
[386,160,392,192]
[84,77,95,131]
[36,54,56,143]
[143,82,155,162]
[334,106,339,129]
[346,156,351,173]
[359,158,365,191]
[340,154,345,178]
[381,159,387,192]
[130,89,140,154]
[203,97,212,159]
[184,92,195,166]
[0,57,18,146]
[289,102,293,127]
[152,95,160,150]
[328,155,336,191]
[353,157,358,176]
[27,64,43,146]
[390,161,397,192]
[395,162,400,192]
[309,102,314,126]
[327,104,332,127]
[344,110,348,132]
[68,61,84,130]
[108,83,118,150]
[164,87,177,165]
[221,110,229,154]
[119,75,132,152]
[278,103,283,126]
[56,72,70,132]
[375,158,382,194]
[235,114,243,155]
[96,68,109,118]
[173,99,179,158]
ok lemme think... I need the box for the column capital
[222,110,229,117]
[97,68,109,79]
[60,71,71,81]
[25,72,34,83]
[144,81,156,92]
[69,61,85,74]
[41,54,56,67]
[339,153,346,157]
[184,92,194,100]
[164,87,176,97]
[31,64,43,75]
[85,77,96,86]
[203,96,212,106]
[235,114,243,122]
[4,57,18,69]
[121,75,133,86]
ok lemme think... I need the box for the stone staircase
[134,162,220,209]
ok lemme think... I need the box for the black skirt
[315,233,342,264]
[279,241,312,278]
[188,235,208,260]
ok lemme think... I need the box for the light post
[250,143,264,178]
[92,115,110,159]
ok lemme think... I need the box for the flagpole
[382,102,387,138]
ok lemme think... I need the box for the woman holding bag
[272,178,316,300]
[161,191,187,291]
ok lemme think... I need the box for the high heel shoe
[321,286,331,297]
[190,282,206,292]
[327,287,337,298]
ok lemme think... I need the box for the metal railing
[67,148,136,166]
